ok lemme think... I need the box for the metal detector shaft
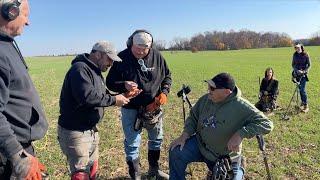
[282,85,299,119]
[181,92,194,176]
[182,92,192,123]
[183,93,192,108]
[182,99,186,122]
[256,135,272,180]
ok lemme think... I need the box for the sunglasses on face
[209,86,219,91]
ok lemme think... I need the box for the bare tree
[309,31,320,45]
[190,34,206,51]
[153,40,167,51]
[169,37,190,50]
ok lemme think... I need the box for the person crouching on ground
[169,72,273,180]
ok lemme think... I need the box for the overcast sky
[16,0,320,56]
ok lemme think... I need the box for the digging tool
[256,135,272,180]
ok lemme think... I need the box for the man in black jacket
[58,41,131,180]
[106,30,171,179]
[0,0,48,179]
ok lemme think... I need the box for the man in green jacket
[169,72,273,180]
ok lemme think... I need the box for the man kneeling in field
[169,73,273,180]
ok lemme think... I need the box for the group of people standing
[57,29,172,180]
[0,0,310,180]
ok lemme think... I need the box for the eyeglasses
[138,59,148,72]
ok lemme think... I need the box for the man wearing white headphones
[0,0,48,179]
[106,30,171,179]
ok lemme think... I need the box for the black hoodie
[58,54,116,131]
[106,48,172,109]
[0,32,48,157]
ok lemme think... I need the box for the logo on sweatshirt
[203,113,217,128]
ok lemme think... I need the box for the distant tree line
[294,31,320,46]
[308,31,320,45]
[37,30,320,56]
[153,29,320,51]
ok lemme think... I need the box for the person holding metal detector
[255,67,279,113]
[291,43,311,113]
[106,30,171,179]
[169,73,273,180]
[0,0,49,179]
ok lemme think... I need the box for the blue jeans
[299,76,308,105]
[169,136,244,180]
[121,108,163,161]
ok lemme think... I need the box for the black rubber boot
[148,150,169,180]
[127,158,141,180]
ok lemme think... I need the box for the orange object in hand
[25,157,47,180]
[155,93,167,105]
[145,93,167,112]
[124,88,142,99]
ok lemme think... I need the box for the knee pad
[71,171,89,180]
[90,160,99,180]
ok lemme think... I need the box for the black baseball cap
[205,72,235,91]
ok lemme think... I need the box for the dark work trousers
[0,142,34,179]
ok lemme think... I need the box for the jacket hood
[215,86,241,106]
[0,31,13,42]
[71,53,101,74]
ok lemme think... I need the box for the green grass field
[26,46,320,179]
